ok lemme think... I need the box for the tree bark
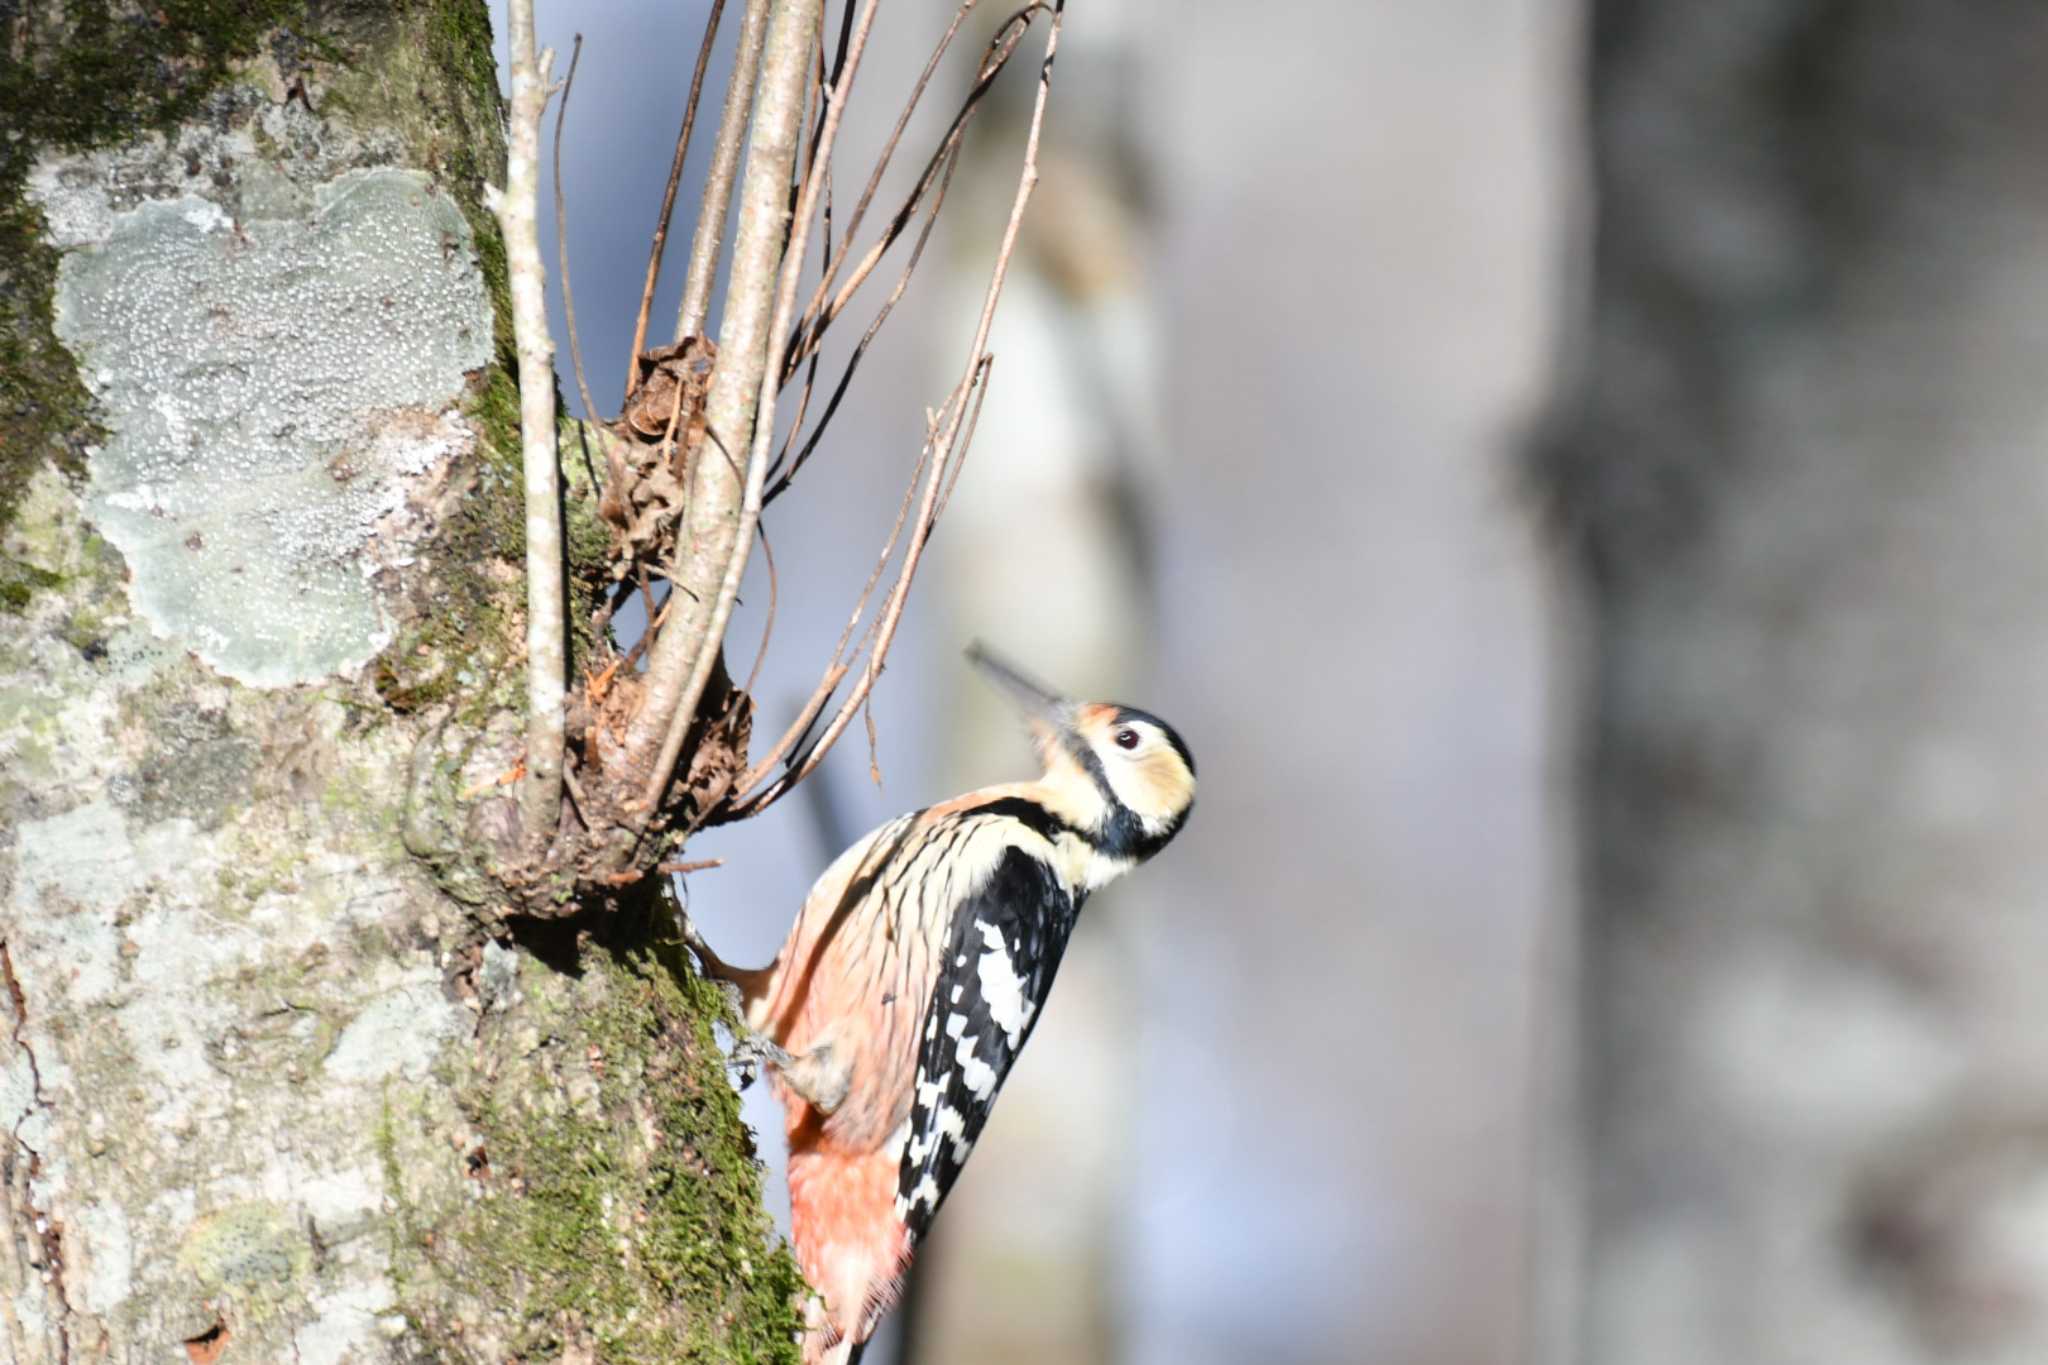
[0,4,799,1361]
[1557,4,2048,1361]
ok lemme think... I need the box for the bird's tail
[790,1141,913,1364]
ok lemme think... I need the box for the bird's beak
[965,641,1078,749]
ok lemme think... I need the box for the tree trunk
[0,4,799,1361]
[1557,4,2048,1361]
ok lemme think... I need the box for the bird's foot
[727,1028,797,1092]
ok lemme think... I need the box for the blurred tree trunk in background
[908,12,1162,1359]
[1558,6,2048,1362]
[0,5,796,1361]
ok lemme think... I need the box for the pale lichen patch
[323,976,462,1083]
[175,1199,313,1308]
[71,1199,136,1315]
[13,799,142,911]
[35,159,490,687]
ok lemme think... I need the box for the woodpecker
[688,643,1196,1363]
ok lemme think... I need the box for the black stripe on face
[1061,738,1186,864]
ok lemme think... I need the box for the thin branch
[731,417,934,798]
[728,363,987,815]
[656,857,725,876]
[804,0,858,196]
[636,0,882,819]
[774,14,843,494]
[784,0,983,366]
[935,348,995,523]
[765,133,962,503]
[553,33,599,424]
[677,0,774,345]
[486,0,564,847]
[732,1,1065,817]
[728,11,1046,799]
[626,0,726,399]
[742,518,780,702]
[773,202,832,499]
[620,0,822,790]
[767,11,1036,498]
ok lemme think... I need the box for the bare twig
[731,2,1065,816]
[635,0,882,820]
[864,690,882,785]
[765,134,963,503]
[553,33,599,423]
[766,10,1037,498]
[727,364,984,814]
[733,419,936,797]
[935,348,996,523]
[656,857,725,876]
[486,0,564,847]
[626,0,727,398]
[774,20,841,495]
[745,366,989,809]
[621,0,825,796]
[677,0,774,346]
[728,10,1044,797]
[782,0,982,369]
[742,518,780,701]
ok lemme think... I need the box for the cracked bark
[1,945,67,1364]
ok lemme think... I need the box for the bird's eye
[1114,728,1140,751]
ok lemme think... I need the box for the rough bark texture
[0,4,800,1362]
[1556,4,2048,1362]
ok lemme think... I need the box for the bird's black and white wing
[894,840,1081,1241]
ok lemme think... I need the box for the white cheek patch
[1097,737,1177,834]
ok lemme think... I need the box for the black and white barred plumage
[897,837,1079,1236]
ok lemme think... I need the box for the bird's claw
[727,1029,795,1092]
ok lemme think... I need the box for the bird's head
[966,642,1196,863]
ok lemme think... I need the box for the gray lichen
[33,113,491,686]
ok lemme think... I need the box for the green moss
[0,196,95,545]
[387,917,805,1362]
[0,1,307,148]
[0,560,62,614]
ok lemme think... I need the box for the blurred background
[494,3,2048,1362]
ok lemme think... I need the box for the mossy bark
[0,4,800,1361]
